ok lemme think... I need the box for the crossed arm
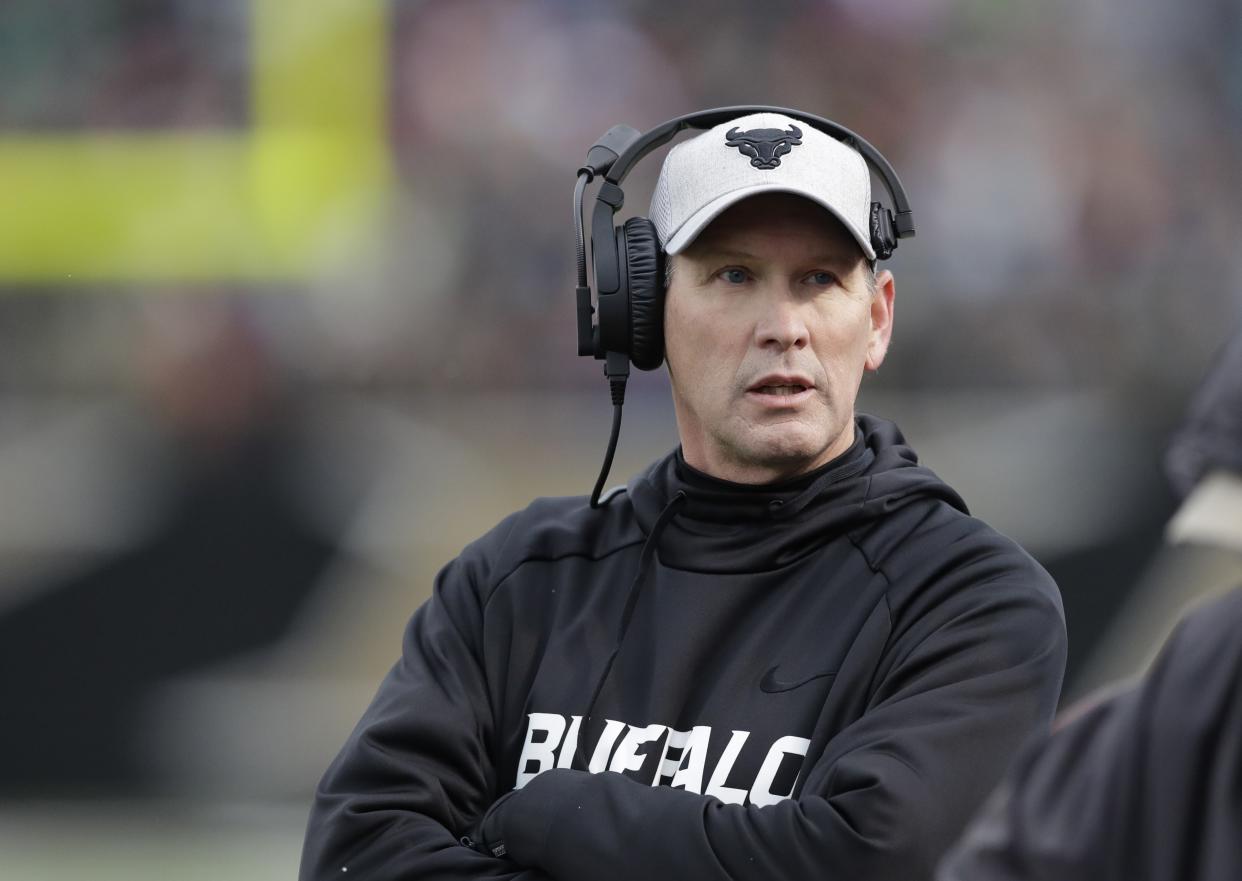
[299,561,1066,881]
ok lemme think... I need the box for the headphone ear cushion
[622,217,665,370]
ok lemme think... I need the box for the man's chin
[725,434,837,481]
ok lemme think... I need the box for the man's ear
[865,269,895,372]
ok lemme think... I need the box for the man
[299,111,1067,880]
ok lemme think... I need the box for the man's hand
[465,789,522,859]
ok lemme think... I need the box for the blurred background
[2,0,1241,876]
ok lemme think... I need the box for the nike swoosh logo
[759,665,836,694]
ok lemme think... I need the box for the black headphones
[573,105,916,375]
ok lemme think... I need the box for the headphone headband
[591,105,914,235]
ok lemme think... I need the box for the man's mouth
[745,376,816,407]
[754,384,807,396]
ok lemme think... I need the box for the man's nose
[753,291,809,351]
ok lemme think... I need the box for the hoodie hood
[626,413,967,573]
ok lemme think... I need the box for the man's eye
[719,268,747,284]
[807,271,837,286]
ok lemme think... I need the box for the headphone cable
[590,357,629,509]
[578,169,631,509]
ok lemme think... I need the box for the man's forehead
[683,194,864,262]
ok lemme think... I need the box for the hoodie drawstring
[572,490,687,771]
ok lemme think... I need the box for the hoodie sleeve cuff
[498,768,592,868]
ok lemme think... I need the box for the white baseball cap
[649,112,875,260]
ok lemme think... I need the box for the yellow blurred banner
[0,0,391,283]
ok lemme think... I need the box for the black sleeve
[298,520,552,881]
[487,576,1067,881]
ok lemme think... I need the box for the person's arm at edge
[939,586,1242,881]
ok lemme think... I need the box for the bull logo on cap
[724,124,803,169]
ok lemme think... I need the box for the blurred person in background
[299,109,1067,881]
[938,325,1242,881]
[0,300,339,795]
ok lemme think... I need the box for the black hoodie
[299,415,1067,881]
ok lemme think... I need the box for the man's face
[663,193,895,484]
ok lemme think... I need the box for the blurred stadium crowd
[3,0,1241,392]
[1,0,1241,875]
